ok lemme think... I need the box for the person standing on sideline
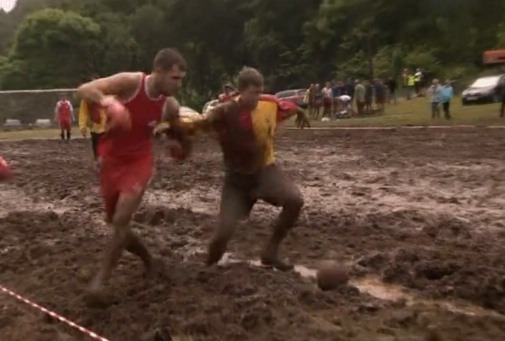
[322,82,333,118]
[54,94,74,141]
[354,80,366,115]
[440,80,454,120]
[427,79,442,119]
[496,78,505,118]
[374,79,387,114]
[387,77,397,104]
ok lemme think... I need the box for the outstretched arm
[276,100,305,123]
[155,104,223,137]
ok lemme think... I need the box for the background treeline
[1,0,505,107]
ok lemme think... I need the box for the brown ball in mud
[316,261,349,291]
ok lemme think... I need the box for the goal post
[0,88,77,126]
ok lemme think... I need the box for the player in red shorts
[54,94,74,141]
[76,48,190,296]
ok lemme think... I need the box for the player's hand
[153,122,170,138]
[80,127,88,137]
[101,96,131,132]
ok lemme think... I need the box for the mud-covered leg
[257,165,304,271]
[207,174,252,266]
[88,190,152,295]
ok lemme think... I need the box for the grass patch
[0,97,503,141]
[0,128,81,140]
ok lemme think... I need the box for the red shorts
[99,155,153,222]
[59,120,71,130]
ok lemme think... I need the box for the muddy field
[1,127,505,341]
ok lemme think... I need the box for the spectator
[364,80,373,113]
[322,82,333,118]
[306,84,316,117]
[313,83,323,119]
[374,79,387,114]
[440,80,454,120]
[331,80,340,115]
[354,80,366,115]
[414,68,423,96]
[345,78,355,112]
[427,79,442,119]
[387,77,397,104]
[496,77,505,118]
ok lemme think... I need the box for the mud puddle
[217,252,505,320]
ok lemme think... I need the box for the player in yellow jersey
[160,67,305,271]
[78,99,107,161]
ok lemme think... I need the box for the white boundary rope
[0,284,111,341]
[0,88,76,94]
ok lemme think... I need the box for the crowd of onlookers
[304,67,457,121]
[303,78,398,119]
[213,66,459,123]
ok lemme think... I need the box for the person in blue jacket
[440,80,454,120]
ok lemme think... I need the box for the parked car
[202,99,219,114]
[274,89,308,109]
[461,75,505,105]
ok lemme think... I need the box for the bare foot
[144,258,165,281]
[84,279,109,308]
[206,239,227,266]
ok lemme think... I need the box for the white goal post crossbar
[0,88,77,94]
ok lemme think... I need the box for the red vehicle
[483,49,505,65]
[274,89,308,109]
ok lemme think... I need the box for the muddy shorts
[220,164,302,222]
[99,155,152,222]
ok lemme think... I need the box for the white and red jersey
[55,100,74,123]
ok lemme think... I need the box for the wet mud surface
[1,127,505,340]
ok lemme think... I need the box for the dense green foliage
[1,0,505,106]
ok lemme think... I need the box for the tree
[2,8,102,89]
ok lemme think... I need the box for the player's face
[240,85,263,108]
[154,65,186,96]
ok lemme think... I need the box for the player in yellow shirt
[159,67,305,271]
[78,99,106,161]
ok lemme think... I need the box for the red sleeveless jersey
[99,73,166,159]
[57,100,72,122]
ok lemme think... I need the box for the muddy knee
[283,192,304,215]
[112,213,131,228]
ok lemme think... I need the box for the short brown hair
[237,67,264,91]
[153,48,187,71]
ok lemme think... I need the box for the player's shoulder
[105,72,143,87]
[258,94,278,104]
